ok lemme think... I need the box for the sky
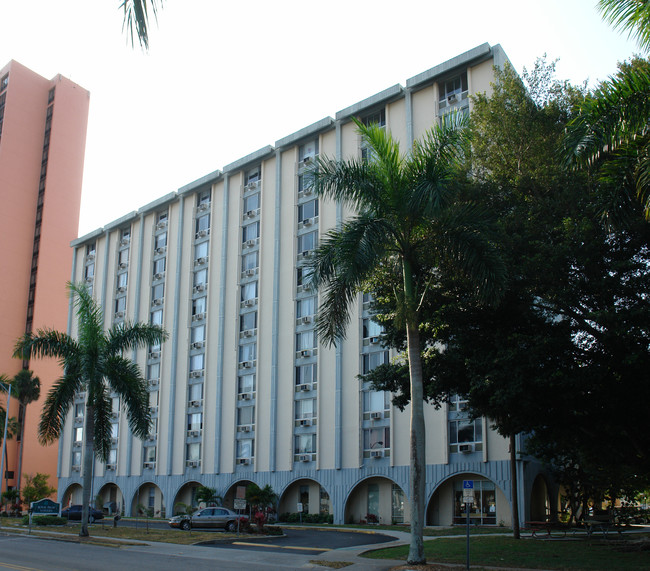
[1,0,642,236]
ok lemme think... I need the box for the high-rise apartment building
[0,61,90,495]
[61,44,551,525]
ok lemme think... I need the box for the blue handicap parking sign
[463,480,473,489]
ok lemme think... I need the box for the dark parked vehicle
[169,507,247,531]
[61,505,104,522]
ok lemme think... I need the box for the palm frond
[106,321,168,355]
[13,329,78,361]
[92,386,113,462]
[598,0,650,52]
[120,0,163,50]
[38,373,83,444]
[104,355,151,440]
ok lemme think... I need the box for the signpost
[462,480,474,570]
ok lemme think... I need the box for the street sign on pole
[463,480,473,571]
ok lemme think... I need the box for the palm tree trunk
[80,404,95,537]
[510,433,520,539]
[403,259,427,565]
[16,404,25,493]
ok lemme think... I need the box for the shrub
[21,515,66,526]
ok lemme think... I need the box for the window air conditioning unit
[188,430,200,437]
[192,312,205,322]
[195,257,207,266]
[369,336,380,344]
[241,361,252,369]
[117,286,126,293]
[156,220,167,230]
[191,341,205,349]
[110,437,118,445]
[370,411,384,420]
[193,284,205,293]
[447,93,458,104]
[300,350,311,358]
[302,218,312,226]
[245,210,255,218]
[301,316,312,324]
[198,229,208,238]
[155,247,166,255]
[244,299,255,307]
[114,311,124,319]
[146,434,156,441]
[190,370,204,378]
[242,329,254,338]
[149,406,158,414]
[239,425,251,433]
[301,156,313,166]
[299,454,311,462]
[86,252,95,261]
[120,237,130,245]
[239,392,252,401]
[72,465,81,472]
[244,268,256,277]
[370,450,384,458]
[459,443,474,453]
[144,462,155,469]
[197,203,209,212]
[238,458,250,465]
[186,460,200,468]
[148,378,159,387]
[153,297,163,306]
[73,441,81,448]
[77,392,87,399]
[246,181,259,191]
[299,419,311,427]
[106,463,116,470]
[154,272,164,280]
[85,276,94,284]
[189,400,201,408]
[149,351,160,359]
[110,411,119,419]
[245,239,256,248]
[75,415,84,423]
[300,250,313,259]
[119,262,128,269]
[299,384,311,392]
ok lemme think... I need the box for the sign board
[30,498,60,515]
[462,480,474,489]
[462,480,474,504]
[296,502,303,512]
[236,486,247,499]
[233,498,247,510]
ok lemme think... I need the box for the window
[237,439,253,459]
[298,200,319,222]
[108,449,117,464]
[187,413,203,431]
[147,363,160,380]
[245,166,260,185]
[242,251,258,271]
[150,309,163,326]
[118,249,129,266]
[296,331,316,351]
[86,243,96,256]
[242,222,260,242]
[364,427,390,451]
[152,283,164,301]
[440,72,468,103]
[299,139,318,162]
[244,193,260,213]
[195,241,209,260]
[449,394,469,412]
[240,311,257,332]
[121,227,131,242]
[74,403,84,419]
[0,74,8,91]
[149,417,158,437]
[111,397,120,414]
[237,405,254,426]
[186,442,201,461]
[157,211,168,224]
[238,374,255,394]
[115,297,126,313]
[392,484,405,523]
[110,423,118,439]
[297,267,313,289]
[364,390,390,412]
[153,258,166,275]
[298,173,315,194]
[298,231,317,254]
[198,190,211,206]
[453,480,495,525]
[294,434,316,454]
[196,214,210,233]
[239,343,256,363]
[241,281,258,302]
[295,363,317,386]
[295,398,315,420]
[189,383,203,402]
[363,351,389,374]
[192,296,206,315]
[148,391,159,408]
[154,232,167,250]
[191,324,205,343]
[362,318,383,339]
[144,446,156,462]
[117,272,128,289]
[190,353,204,372]
[297,296,316,318]
[74,427,83,442]
[84,263,95,279]
[194,268,208,287]
[449,419,482,453]
[362,108,386,127]
[72,451,82,467]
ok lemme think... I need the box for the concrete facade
[0,60,89,495]
[60,44,549,526]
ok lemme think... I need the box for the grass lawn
[364,535,650,570]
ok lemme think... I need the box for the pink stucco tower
[0,60,89,497]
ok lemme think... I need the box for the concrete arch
[343,475,403,525]
[130,481,165,518]
[60,482,83,507]
[96,482,124,515]
[222,479,255,511]
[426,471,506,526]
[278,477,331,519]
[170,480,202,515]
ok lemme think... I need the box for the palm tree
[195,485,221,507]
[8,370,40,494]
[14,282,167,536]
[121,0,164,50]
[564,1,650,224]
[307,118,506,564]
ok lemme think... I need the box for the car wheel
[226,521,237,532]
[180,520,191,531]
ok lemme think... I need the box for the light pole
[0,381,12,497]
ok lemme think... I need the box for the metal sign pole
[462,480,474,571]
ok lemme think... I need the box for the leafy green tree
[598,0,650,52]
[246,483,278,531]
[121,0,164,50]
[195,486,221,507]
[307,118,505,563]
[21,473,55,507]
[14,282,167,536]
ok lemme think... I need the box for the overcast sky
[1,0,641,235]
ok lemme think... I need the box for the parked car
[61,505,104,522]
[169,507,247,531]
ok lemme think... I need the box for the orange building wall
[0,60,89,496]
